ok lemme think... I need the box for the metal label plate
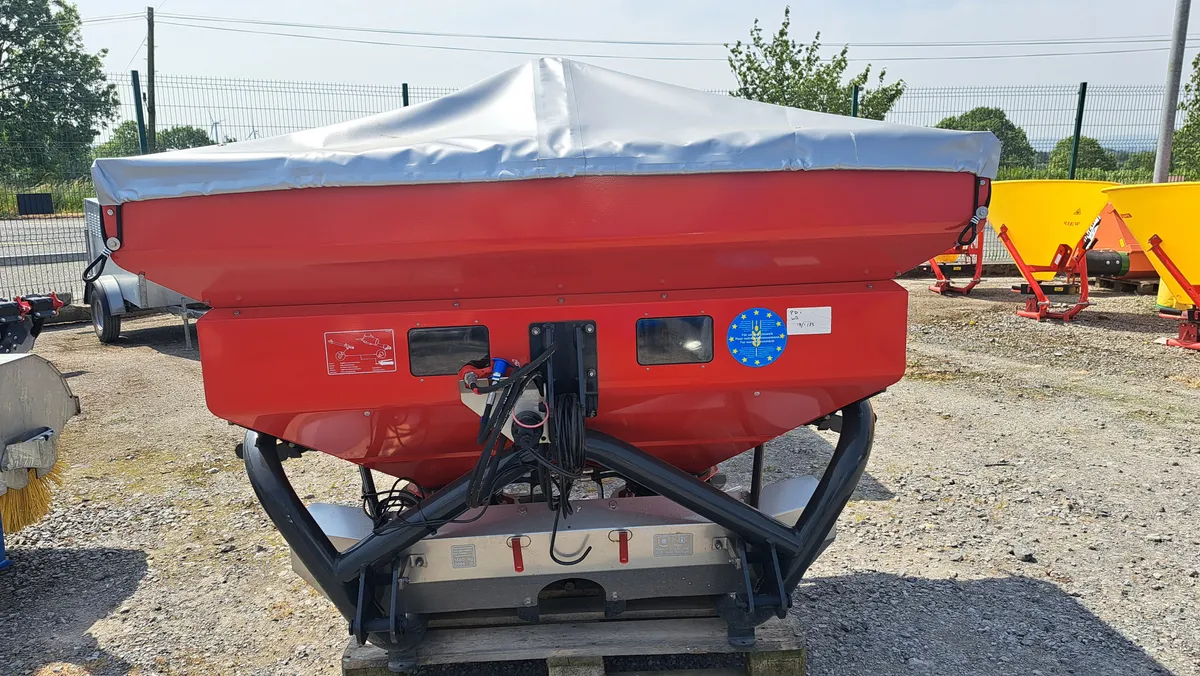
[450,544,477,569]
[653,532,693,557]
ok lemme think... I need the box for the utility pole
[1155,0,1192,183]
[146,6,156,152]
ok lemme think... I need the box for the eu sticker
[726,308,786,368]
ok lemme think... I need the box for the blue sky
[77,0,1193,89]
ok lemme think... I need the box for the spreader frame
[1146,234,1200,351]
[242,398,874,653]
[927,229,985,296]
[996,222,1093,322]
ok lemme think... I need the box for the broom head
[0,462,63,534]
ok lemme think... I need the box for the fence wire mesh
[0,71,1191,298]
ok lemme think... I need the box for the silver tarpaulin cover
[92,58,1001,205]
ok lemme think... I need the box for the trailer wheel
[91,293,121,343]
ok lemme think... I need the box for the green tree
[935,107,1037,168]
[95,121,214,158]
[158,125,213,150]
[1172,53,1200,178]
[93,120,140,158]
[1048,136,1116,172]
[0,0,118,183]
[727,7,905,120]
[1122,150,1155,172]
[1173,123,1200,178]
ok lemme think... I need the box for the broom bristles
[0,462,63,534]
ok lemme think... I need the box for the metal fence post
[131,70,149,155]
[1068,82,1088,179]
[402,83,410,107]
[851,85,860,117]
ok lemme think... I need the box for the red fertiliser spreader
[91,58,1000,664]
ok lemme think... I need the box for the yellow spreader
[986,180,1117,321]
[1103,183,1200,351]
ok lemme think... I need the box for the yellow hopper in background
[986,180,1117,321]
[1157,284,1181,311]
[1103,183,1200,351]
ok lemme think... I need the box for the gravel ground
[2,278,1198,675]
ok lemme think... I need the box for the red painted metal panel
[199,282,906,488]
[107,171,976,309]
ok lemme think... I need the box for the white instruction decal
[324,329,397,375]
[786,307,832,335]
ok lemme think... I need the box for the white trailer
[83,199,206,345]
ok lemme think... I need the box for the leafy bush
[995,166,1151,184]
[1048,137,1117,172]
[936,107,1037,168]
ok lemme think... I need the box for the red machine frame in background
[996,224,1092,322]
[1145,234,1200,351]
[926,229,984,295]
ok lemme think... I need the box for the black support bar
[783,398,874,589]
[242,432,353,616]
[334,455,531,582]
[585,431,806,556]
[242,430,534,620]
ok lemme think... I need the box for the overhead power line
[155,13,1200,50]
[157,19,1199,63]
[121,0,171,72]
[157,13,725,46]
[81,14,144,24]
[33,13,141,28]
[852,45,1198,62]
[155,21,729,61]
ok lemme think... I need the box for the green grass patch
[0,179,93,217]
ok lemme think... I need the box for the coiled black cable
[82,254,108,283]
[547,392,591,566]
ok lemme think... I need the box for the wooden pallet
[342,614,805,675]
[1093,276,1160,295]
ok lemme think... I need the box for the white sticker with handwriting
[786,307,832,335]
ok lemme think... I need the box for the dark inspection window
[636,316,713,365]
[408,325,490,376]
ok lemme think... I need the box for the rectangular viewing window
[408,326,490,376]
[636,316,713,365]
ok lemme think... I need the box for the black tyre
[91,292,121,343]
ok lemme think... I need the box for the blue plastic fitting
[0,513,11,572]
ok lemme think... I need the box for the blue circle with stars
[726,307,786,368]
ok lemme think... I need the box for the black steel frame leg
[241,432,532,640]
[782,399,874,589]
[586,398,875,633]
[748,444,765,508]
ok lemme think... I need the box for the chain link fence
[0,72,1186,298]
